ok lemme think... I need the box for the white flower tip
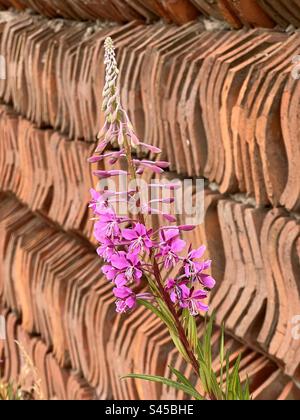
[104,37,114,50]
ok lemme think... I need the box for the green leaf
[198,361,209,395]
[229,354,242,399]
[209,371,223,401]
[138,300,191,363]
[182,309,189,332]
[219,322,225,393]
[225,350,231,400]
[201,314,215,392]
[204,316,213,366]
[182,309,198,352]
[138,299,177,334]
[122,374,204,400]
[169,331,190,363]
[188,313,198,352]
[196,340,204,362]
[168,366,195,389]
[243,376,251,401]
[156,297,178,330]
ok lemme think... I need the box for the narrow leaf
[168,366,195,390]
[219,322,225,394]
[122,374,203,400]
[170,331,190,363]
[138,299,177,333]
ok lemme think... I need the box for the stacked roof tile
[1,0,300,28]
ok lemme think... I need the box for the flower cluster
[89,37,215,316]
[90,195,214,315]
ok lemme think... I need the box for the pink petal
[111,254,129,270]
[163,214,177,223]
[113,287,132,299]
[171,239,186,253]
[140,162,164,174]
[109,170,128,176]
[195,302,209,312]
[166,279,176,290]
[125,295,136,309]
[122,229,138,240]
[180,284,191,299]
[179,301,189,309]
[90,188,100,201]
[94,170,127,178]
[135,223,147,237]
[163,229,180,242]
[155,161,170,169]
[88,156,102,163]
[115,274,127,287]
[93,170,111,179]
[190,245,206,259]
[144,238,153,249]
[170,291,177,303]
[102,265,116,281]
[202,260,212,270]
[193,290,208,300]
[95,140,108,153]
[178,225,196,232]
[126,253,139,266]
[139,143,162,154]
[200,275,216,289]
[135,269,143,281]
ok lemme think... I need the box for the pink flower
[97,238,116,262]
[93,170,127,179]
[138,143,161,154]
[114,287,137,314]
[94,210,123,241]
[122,223,153,254]
[166,279,189,305]
[184,246,215,290]
[102,264,118,281]
[166,280,208,316]
[185,289,209,316]
[157,229,186,269]
[90,189,109,214]
[110,252,143,287]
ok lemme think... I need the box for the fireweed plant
[89,37,250,401]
